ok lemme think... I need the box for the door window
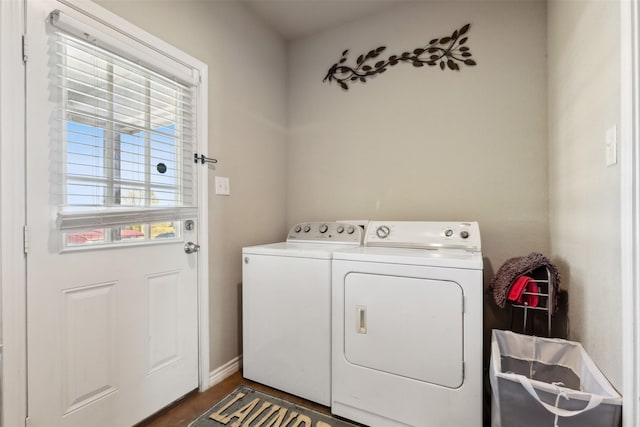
[53,31,197,248]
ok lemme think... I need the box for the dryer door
[344,272,464,388]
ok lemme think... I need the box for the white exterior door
[25,1,204,426]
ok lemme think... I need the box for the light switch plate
[215,176,230,195]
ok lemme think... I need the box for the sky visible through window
[65,121,180,245]
[65,121,178,210]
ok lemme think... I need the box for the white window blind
[50,14,198,234]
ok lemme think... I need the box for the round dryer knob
[294,225,302,233]
[319,224,328,233]
[444,229,454,237]
[376,225,390,239]
[303,225,311,233]
[337,225,345,234]
[347,226,355,234]
[460,230,470,239]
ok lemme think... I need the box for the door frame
[0,0,28,426]
[622,0,640,426]
[0,0,210,425]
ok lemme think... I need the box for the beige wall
[287,0,549,350]
[288,1,548,268]
[97,0,288,370]
[548,0,622,389]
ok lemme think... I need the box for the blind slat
[57,62,195,112]
[56,52,196,106]
[62,109,195,142]
[67,137,185,157]
[64,95,194,133]
[57,207,198,232]
[61,75,193,116]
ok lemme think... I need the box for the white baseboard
[209,355,242,387]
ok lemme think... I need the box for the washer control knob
[444,229,454,237]
[347,226,355,234]
[376,225,390,239]
[294,225,302,233]
[460,230,470,239]
[337,225,345,234]
[319,224,328,233]
[303,225,311,233]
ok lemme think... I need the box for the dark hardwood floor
[134,371,332,427]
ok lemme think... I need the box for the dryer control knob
[303,225,311,232]
[294,225,302,233]
[319,224,328,233]
[347,226,355,234]
[460,230,470,239]
[337,225,345,234]
[444,229,454,237]
[376,225,390,239]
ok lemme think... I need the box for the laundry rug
[188,385,361,427]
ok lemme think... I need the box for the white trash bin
[490,330,622,427]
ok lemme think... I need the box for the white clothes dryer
[331,221,483,426]
[242,222,363,406]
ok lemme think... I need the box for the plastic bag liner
[490,330,622,427]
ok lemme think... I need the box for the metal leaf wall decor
[323,23,476,91]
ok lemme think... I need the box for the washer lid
[243,242,355,259]
[332,246,483,269]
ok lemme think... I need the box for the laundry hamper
[490,330,621,427]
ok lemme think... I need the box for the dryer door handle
[357,306,367,334]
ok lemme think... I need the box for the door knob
[184,242,200,254]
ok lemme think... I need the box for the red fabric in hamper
[507,276,539,307]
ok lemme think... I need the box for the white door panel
[26,1,200,426]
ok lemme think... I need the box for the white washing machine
[242,222,364,406]
[331,221,483,427]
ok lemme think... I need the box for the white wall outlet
[215,176,230,195]
[606,125,617,166]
